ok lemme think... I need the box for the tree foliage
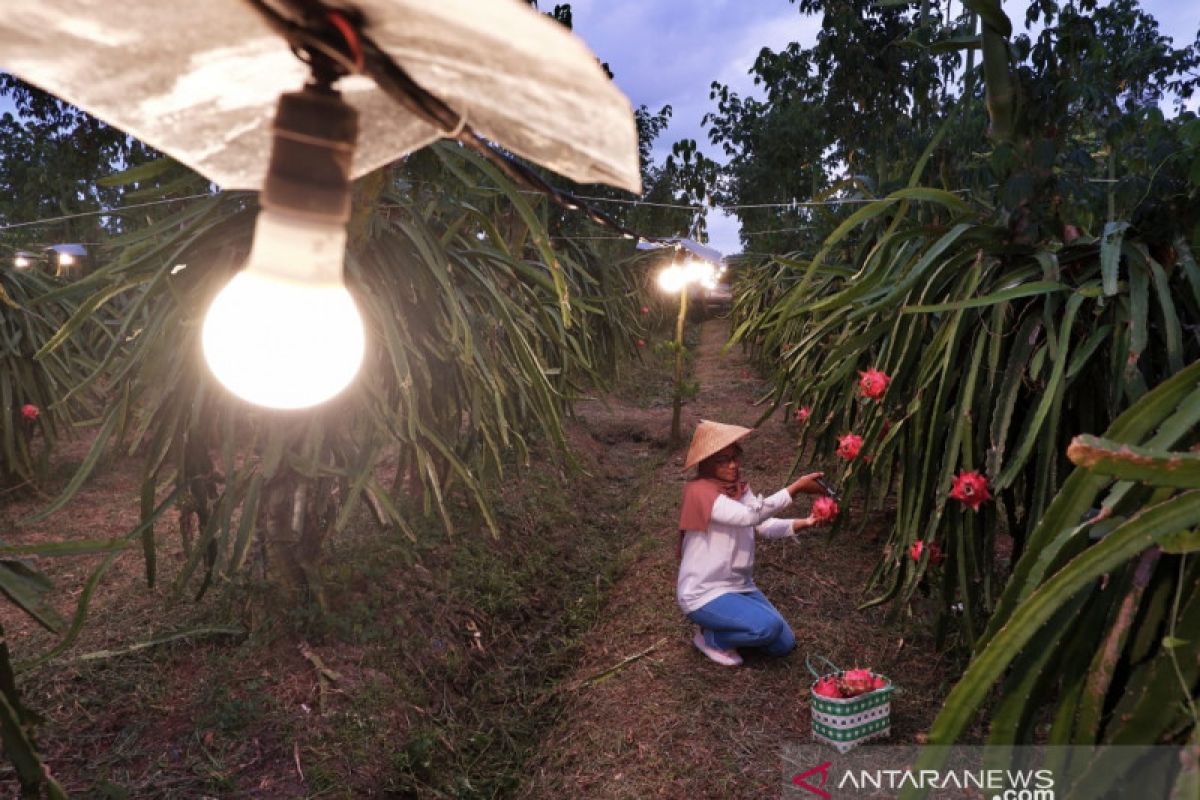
[0,74,163,249]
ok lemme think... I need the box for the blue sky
[566,0,1200,256]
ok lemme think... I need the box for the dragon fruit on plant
[811,496,839,524]
[949,470,990,511]
[909,540,945,566]
[858,368,890,400]
[836,433,863,460]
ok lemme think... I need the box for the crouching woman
[677,420,827,666]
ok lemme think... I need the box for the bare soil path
[522,317,954,799]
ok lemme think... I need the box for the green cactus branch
[1067,434,1200,488]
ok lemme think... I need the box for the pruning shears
[814,476,840,501]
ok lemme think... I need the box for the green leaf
[0,561,63,633]
[95,158,176,187]
[1066,434,1200,488]
[23,407,122,523]
[0,539,134,558]
[68,625,244,663]
[1100,221,1129,296]
[1175,237,1200,310]
[0,677,68,798]
[903,280,1066,313]
[928,34,982,52]
[1157,528,1200,554]
[996,292,1083,489]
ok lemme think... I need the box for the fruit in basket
[813,677,842,698]
[838,668,876,697]
[872,675,889,690]
[811,496,839,524]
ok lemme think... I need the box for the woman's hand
[791,515,818,532]
[787,472,826,497]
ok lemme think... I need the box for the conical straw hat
[684,420,753,470]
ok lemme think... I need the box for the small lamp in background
[656,256,719,446]
[46,244,88,277]
[12,251,35,269]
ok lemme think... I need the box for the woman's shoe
[692,629,742,666]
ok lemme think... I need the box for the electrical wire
[560,193,927,210]
[551,225,815,243]
[325,11,364,73]
[0,193,218,232]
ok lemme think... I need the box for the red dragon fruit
[836,433,863,460]
[838,668,877,698]
[950,470,990,511]
[858,368,891,400]
[910,540,924,562]
[813,677,842,699]
[21,404,39,421]
[811,496,839,524]
[910,540,945,566]
[795,405,811,423]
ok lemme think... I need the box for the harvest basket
[806,655,893,753]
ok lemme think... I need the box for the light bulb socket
[262,85,359,223]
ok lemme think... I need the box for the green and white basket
[807,655,893,753]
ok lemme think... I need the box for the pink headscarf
[676,476,747,558]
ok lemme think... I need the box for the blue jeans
[686,589,795,657]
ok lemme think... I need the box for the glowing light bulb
[13,254,30,269]
[57,252,75,267]
[202,209,364,409]
[657,265,687,293]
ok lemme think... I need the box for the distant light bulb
[677,259,715,290]
[57,253,75,267]
[657,265,687,293]
[202,210,364,409]
[13,255,30,269]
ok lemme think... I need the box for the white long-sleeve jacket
[676,486,795,614]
